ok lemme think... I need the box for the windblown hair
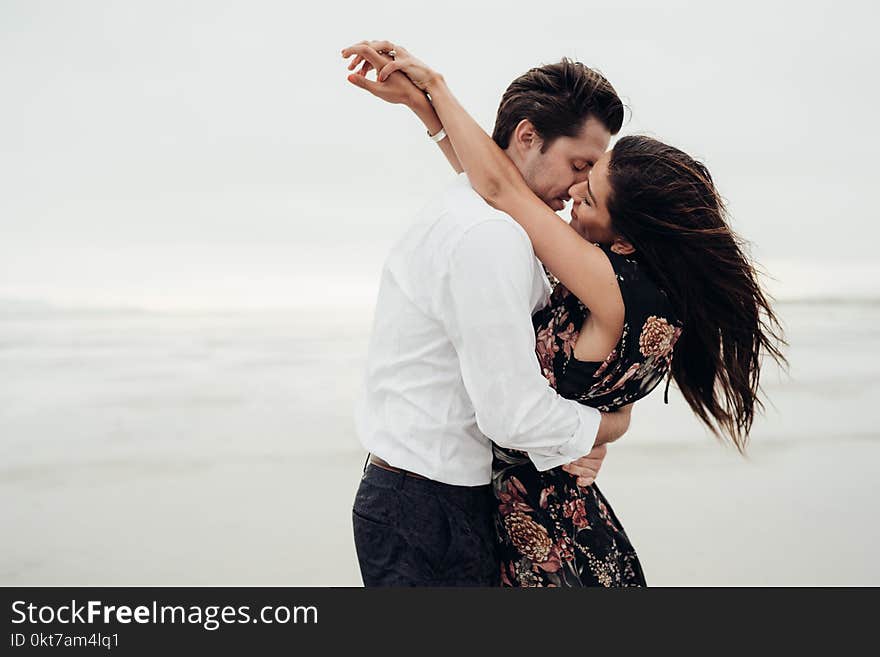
[606,136,787,452]
[492,59,624,151]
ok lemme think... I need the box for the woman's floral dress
[493,245,682,587]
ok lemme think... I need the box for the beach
[1,301,878,586]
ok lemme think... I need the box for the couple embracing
[343,41,784,587]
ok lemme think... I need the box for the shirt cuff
[527,405,601,471]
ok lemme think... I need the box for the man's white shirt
[355,173,601,486]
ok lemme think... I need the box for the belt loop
[362,452,371,474]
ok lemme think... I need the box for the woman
[342,42,786,586]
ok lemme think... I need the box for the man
[344,43,630,586]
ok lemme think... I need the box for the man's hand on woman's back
[560,404,633,486]
[561,443,607,488]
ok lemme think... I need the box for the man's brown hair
[492,58,624,151]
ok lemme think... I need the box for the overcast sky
[1,0,877,309]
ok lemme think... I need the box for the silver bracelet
[428,127,447,143]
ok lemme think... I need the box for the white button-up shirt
[355,173,601,486]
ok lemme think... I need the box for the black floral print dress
[493,245,682,587]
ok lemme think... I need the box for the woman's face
[568,150,615,245]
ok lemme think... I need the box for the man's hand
[342,41,427,109]
[560,403,634,487]
[561,443,607,487]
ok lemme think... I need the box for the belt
[368,455,429,481]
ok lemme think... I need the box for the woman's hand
[341,41,427,108]
[374,42,441,93]
[343,40,440,93]
[341,39,464,174]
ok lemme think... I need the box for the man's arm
[595,405,633,446]
[562,405,632,485]
[442,218,601,470]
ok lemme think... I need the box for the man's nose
[572,168,590,185]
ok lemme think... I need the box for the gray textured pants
[352,461,499,587]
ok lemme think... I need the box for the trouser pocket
[352,478,451,586]
[352,508,409,587]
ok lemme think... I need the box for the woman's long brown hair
[607,136,787,452]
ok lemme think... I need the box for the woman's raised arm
[367,42,621,324]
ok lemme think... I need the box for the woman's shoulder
[595,244,636,276]
[560,246,682,411]
[597,245,680,327]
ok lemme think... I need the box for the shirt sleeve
[441,218,601,471]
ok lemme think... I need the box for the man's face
[517,116,611,211]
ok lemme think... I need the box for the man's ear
[610,237,635,255]
[512,119,541,154]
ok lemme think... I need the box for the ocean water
[1,307,367,464]
[1,301,878,584]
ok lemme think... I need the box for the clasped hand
[341,40,438,108]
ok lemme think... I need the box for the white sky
[2,0,877,309]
